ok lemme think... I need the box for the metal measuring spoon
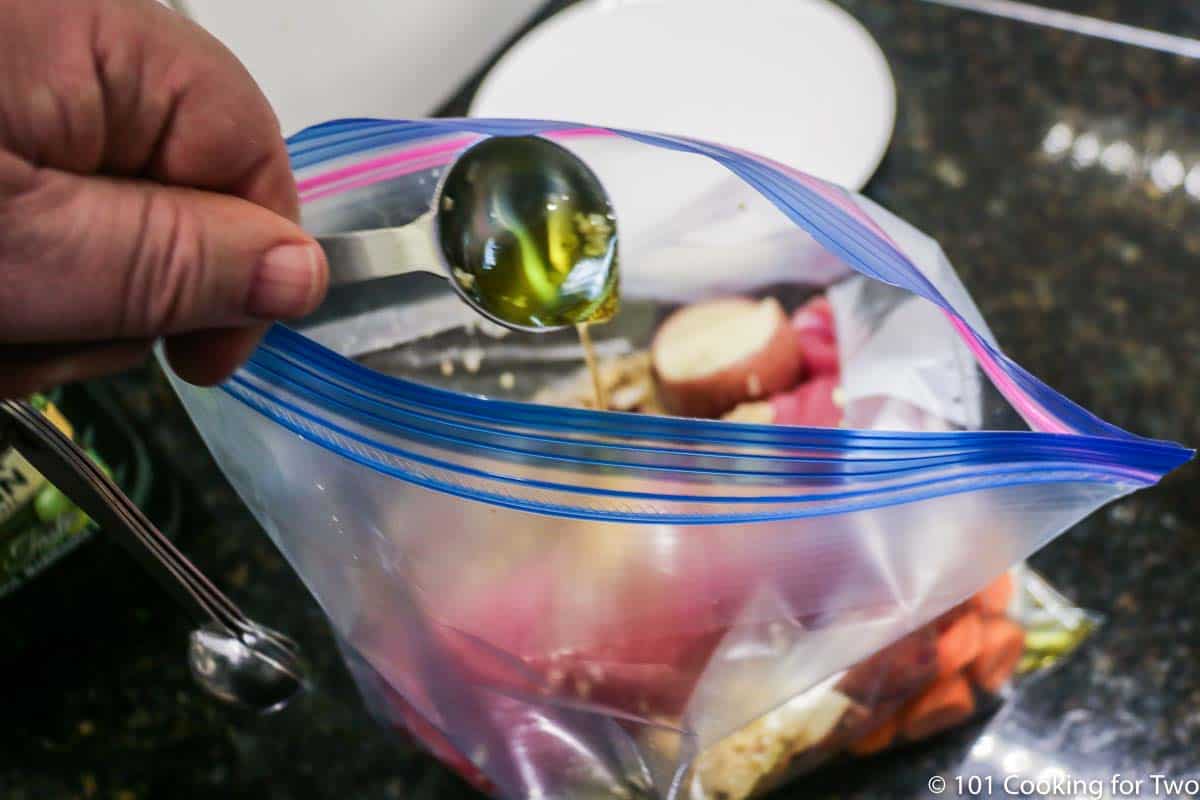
[188,623,303,713]
[0,399,306,713]
[316,135,619,333]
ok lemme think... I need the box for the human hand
[0,0,328,398]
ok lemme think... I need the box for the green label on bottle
[0,449,46,523]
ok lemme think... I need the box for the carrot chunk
[969,618,1026,693]
[899,673,976,742]
[936,612,983,678]
[848,715,899,757]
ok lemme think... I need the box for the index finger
[99,0,299,219]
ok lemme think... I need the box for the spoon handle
[317,213,443,287]
[0,399,240,631]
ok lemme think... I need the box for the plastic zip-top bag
[163,119,1191,800]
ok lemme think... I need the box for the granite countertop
[2,2,1197,798]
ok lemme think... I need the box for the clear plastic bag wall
[164,119,1191,799]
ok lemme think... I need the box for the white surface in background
[470,0,896,191]
[178,0,546,136]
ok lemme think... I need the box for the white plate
[470,0,896,191]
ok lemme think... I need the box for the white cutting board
[175,0,546,136]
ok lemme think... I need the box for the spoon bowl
[317,135,619,334]
[0,398,310,714]
[188,624,307,714]
[435,135,619,332]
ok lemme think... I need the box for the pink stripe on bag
[947,315,1070,434]
[298,128,609,203]
[301,153,458,203]
[297,135,479,196]
[544,127,614,141]
[732,145,1068,435]
[747,150,895,243]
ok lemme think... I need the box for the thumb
[0,168,328,344]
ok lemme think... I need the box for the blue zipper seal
[203,117,1196,520]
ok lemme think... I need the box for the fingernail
[248,242,322,319]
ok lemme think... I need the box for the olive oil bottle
[0,397,73,536]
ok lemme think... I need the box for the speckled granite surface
[1,2,1197,798]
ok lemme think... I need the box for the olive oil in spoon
[315,134,619,407]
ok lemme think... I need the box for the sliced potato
[722,400,776,425]
[653,297,803,418]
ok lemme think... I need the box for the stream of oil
[436,137,618,408]
[576,323,606,411]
